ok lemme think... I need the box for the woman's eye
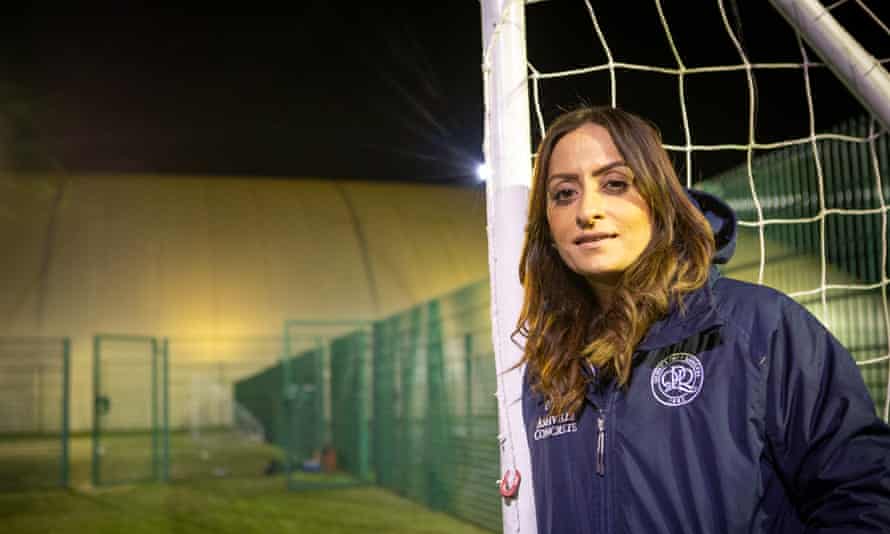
[603,179,629,193]
[552,188,578,203]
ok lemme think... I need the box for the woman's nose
[576,189,604,228]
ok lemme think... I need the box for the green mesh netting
[277,323,372,490]
[267,284,500,530]
[330,330,372,481]
[285,348,324,467]
[370,283,501,531]
[233,362,284,446]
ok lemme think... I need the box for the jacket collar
[634,266,725,353]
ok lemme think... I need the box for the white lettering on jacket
[533,411,578,441]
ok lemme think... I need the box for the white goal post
[769,0,890,130]
[481,1,537,532]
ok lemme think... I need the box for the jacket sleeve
[765,297,890,531]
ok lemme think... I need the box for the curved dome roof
[0,173,490,339]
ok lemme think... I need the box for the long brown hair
[516,106,714,415]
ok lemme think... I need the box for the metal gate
[92,334,168,486]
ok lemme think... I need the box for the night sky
[1,3,887,185]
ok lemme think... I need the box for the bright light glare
[476,163,492,182]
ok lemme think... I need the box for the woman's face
[545,122,653,288]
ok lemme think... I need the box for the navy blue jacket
[523,190,890,533]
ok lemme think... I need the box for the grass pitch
[1,478,494,533]
[1,434,495,533]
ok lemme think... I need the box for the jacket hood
[685,188,737,265]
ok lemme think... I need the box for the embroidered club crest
[650,352,704,406]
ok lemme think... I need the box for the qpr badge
[650,352,704,407]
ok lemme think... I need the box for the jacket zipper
[596,412,606,476]
[602,391,619,534]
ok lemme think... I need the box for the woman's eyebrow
[590,160,628,176]
[546,173,577,185]
[547,160,628,184]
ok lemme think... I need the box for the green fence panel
[372,318,397,490]
[424,299,454,511]
[367,283,501,532]
[280,321,372,490]
[399,306,424,501]
[0,337,71,492]
[234,363,283,446]
[436,282,501,531]
[330,330,371,481]
[284,348,324,467]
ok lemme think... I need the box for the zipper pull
[596,413,606,476]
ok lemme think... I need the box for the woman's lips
[574,232,617,247]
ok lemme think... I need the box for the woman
[517,106,890,533]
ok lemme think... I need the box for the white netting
[517,0,890,419]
